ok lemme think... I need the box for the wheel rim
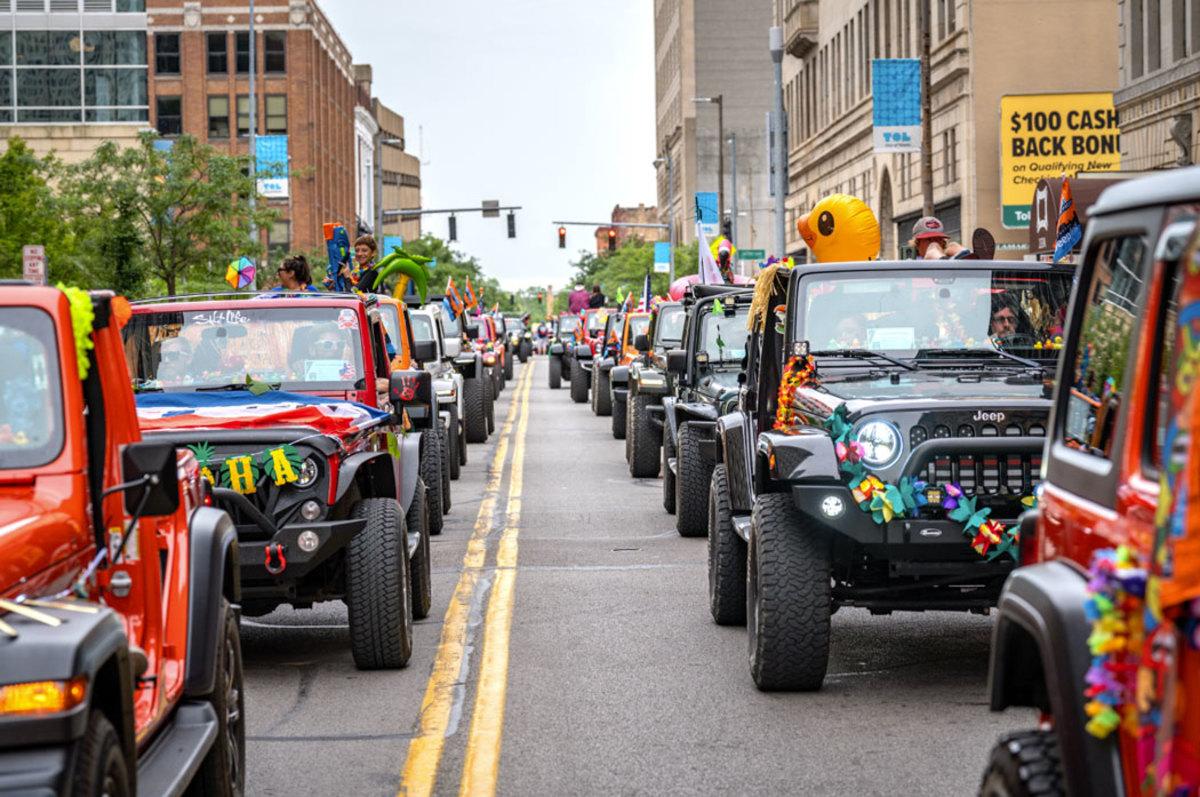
[223,633,243,790]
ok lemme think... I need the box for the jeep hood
[815,372,1051,404]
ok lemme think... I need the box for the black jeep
[624,301,686,475]
[547,312,582,390]
[662,286,754,537]
[712,261,1074,691]
[590,310,624,417]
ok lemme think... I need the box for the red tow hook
[264,543,287,575]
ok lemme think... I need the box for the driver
[308,329,347,360]
[158,336,194,383]
[989,294,1033,344]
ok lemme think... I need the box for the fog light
[300,500,322,521]
[297,530,320,552]
[820,495,845,518]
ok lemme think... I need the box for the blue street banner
[256,135,289,198]
[695,192,719,237]
[654,242,671,274]
[382,235,403,255]
[872,59,921,153]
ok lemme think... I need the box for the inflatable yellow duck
[796,194,881,263]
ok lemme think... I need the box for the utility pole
[769,27,787,259]
[653,153,676,283]
[248,0,257,281]
[919,0,935,216]
[729,132,738,251]
[692,95,723,231]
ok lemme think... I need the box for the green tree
[400,233,501,305]
[68,132,281,295]
[0,137,75,283]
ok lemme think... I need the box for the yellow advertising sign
[999,92,1120,228]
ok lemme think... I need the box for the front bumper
[0,742,71,795]
[239,517,367,589]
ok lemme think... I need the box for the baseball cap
[912,216,949,240]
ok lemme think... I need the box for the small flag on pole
[641,271,652,311]
[1053,175,1083,263]
[696,199,723,285]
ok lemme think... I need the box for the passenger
[568,283,590,313]
[588,284,607,309]
[910,216,974,260]
[272,255,321,294]
[326,234,380,292]
[834,313,868,347]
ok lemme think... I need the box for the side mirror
[412,339,436,363]
[463,323,480,338]
[666,348,688,375]
[121,441,181,517]
[443,337,461,358]
[633,333,650,353]
[389,369,433,429]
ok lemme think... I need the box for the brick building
[595,203,660,254]
[145,0,357,260]
[374,99,422,244]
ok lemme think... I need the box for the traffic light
[448,214,457,242]
[507,212,516,239]
[537,293,544,301]
[558,226,566,248]
[607,228,617,252]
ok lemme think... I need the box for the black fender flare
[754,430,840,493]
[185,505,240,697]
[573,344,593,360]
[611,364,630,386]
[0,603,132,764]
[452,352,481,380]
[549,342,564,356]
[397,432,423,514]
[598,357,616,373]
[716,412,755,513]
[670,401,718,446]
[335,450,399,507]
[661,396,678,445]
[988,560,1123,797]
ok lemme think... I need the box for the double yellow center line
[399,362,532,797]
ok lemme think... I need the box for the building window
[16,31,78,66]
[207,32,227,74]
[943,127,957,185]
[236,94,251,136]
[268,220,290,260]
[235,31,250,74]
[946,0,956,34]
[1148,0,1162,72]
[208,94,229,138]
[264,31,286,73]
[1172,0,1188,61]
[155,33,180,75]
[156,95,181,135]
[84,31,145,65]
[264,93,286,134]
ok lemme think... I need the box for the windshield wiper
[915,347,1041,369]
[195,383,251,391]
[811,349,917,371]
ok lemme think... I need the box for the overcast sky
[322,0,658,294]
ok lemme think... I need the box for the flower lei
[825,404,1024,562]
[1082,545,1147,739]
[58,284,95,380]
[773,355,817,431]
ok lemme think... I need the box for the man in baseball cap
[911,216,950,259]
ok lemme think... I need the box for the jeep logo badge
[919,528,942,538]
[973,410,1006,423]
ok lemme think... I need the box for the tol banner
[872,59,921,153]
[695,192,718,238]
[654,242,671,273]
[256,135,289,199]
[999,92,1120,228]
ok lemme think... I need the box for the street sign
[22,245,45,285]
[481,200,500,218]
[736,249,765,261]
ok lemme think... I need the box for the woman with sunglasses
[271,254,321,294]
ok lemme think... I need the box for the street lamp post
[729,132,737,252]
[769,27,787,259]
[692,95,723,233]
[653,154,676,283]
[375,135,402,239]
[248,0,257,283]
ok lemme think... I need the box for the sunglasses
[313,339,342,351]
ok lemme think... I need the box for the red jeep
[0,285,243,796]
[983,168,1200,796]
[124,293,434,670]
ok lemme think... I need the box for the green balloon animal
[374,247,434,301]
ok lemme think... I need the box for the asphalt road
[240,357,1035,797]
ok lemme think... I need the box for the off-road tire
[589,366,599,413]
[464,377,488,443]
[498,358,507,392]
[72,711,131,797]
[611,397,627,439]
[504,347,514,380]
[676,424,714,537]
[406,478,433,621]
[438,422,452,511]
[979,730,1065,797]
[447,405,462,480]
[595,367,612,416]
[420,432,444,536]
[661,423,677,514]
[569,359,589,403]
[708,465,746,626]
[548,355,562,389]
[519,339,531,362]
[189,599,246,797]
[748,493,831,691]
[485,373,496,434]
[347,498,412,669]
[627,393,661,478]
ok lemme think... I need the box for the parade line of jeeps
[564,169,1200,797]
[0,283,510,795]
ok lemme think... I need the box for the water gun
[324,223,352,292]
[374,247,434,302]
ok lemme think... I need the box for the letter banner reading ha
[999,93,1120,229]
[872,59,922,154]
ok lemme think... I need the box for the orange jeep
[983,168,1200,796]
[0,285,242,796]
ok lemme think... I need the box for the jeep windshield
[436,303,461,337]
[410,313,435,343]
[0,308,64,469]
[558,315,580,336]
[379,303,403,348]
[655,305,685,346]
[797,267,1073,367]
[628,315,651,341]
[586,311,608,334]
[125,306,367,392]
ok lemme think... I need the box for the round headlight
[855,421,901,468]
[296,457,319,488]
